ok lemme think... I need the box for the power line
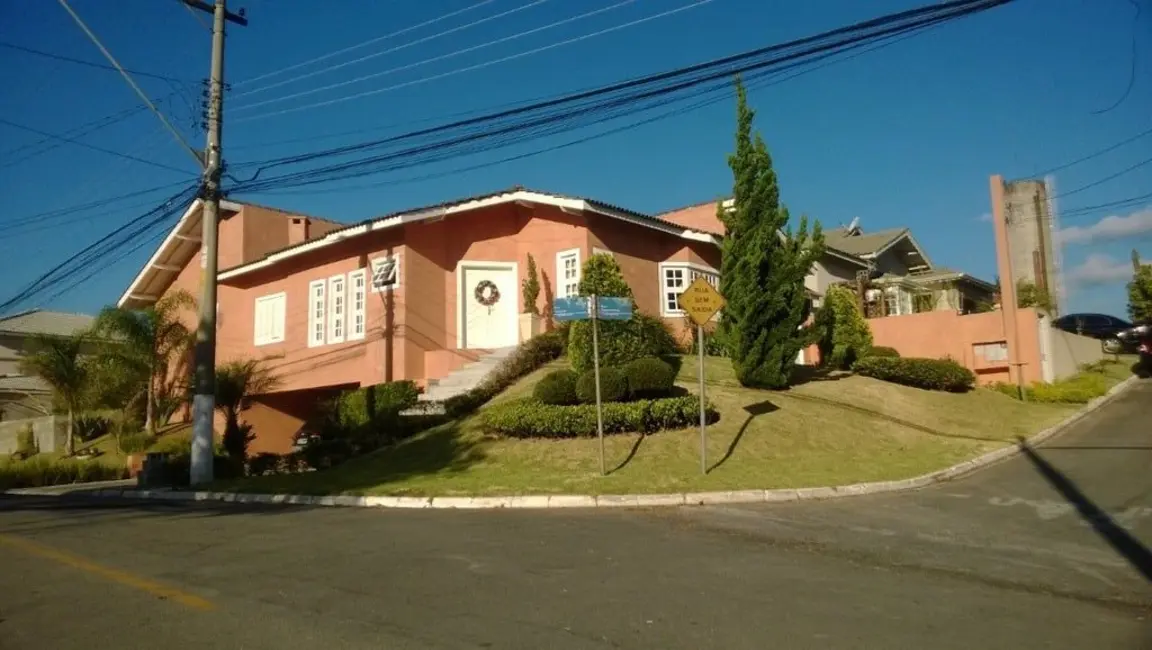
[1052,155,1152,200]
[231,0,504,94]
[0,40,191,83]
[57,0,204,167]
[1027,125,1152,178]
[0,119,196,175]
[231,0,628,111]
[229,0,1012,191]
[232,0,715,121]
[0,179,193,228]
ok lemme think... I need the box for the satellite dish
[847,216,860,233]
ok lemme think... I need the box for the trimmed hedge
[622,357,675,398]
[0,457,129,491]
[481,395,719,438]
[991,371,1111,404]
[576,367,629,403]
[533,369,579,405]
[865,346,901,359]
[854,356,975,392]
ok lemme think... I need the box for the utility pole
[184,0,247,485]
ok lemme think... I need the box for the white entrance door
[459,263,518,349]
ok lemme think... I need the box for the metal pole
[591,295,605,476]
[189,0,229,485]
[698,323,706,474]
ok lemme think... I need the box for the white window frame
[659,262,720,318]
[328,274,347,344]
[556,248,581,299]
[308,280,326,348]
[348,268,367,341]
[253,292,286,346]
[370,253,400,293]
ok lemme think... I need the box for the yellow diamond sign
[678,277,725,327]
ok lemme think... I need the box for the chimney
[288,217,310,245]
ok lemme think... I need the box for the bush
[14,424,37,459]
[0,456,129,491]
[622,357,675,398]
[992,372,1111,404]
[74,414,112,442]
[246,452,283,477]
[568,313,680,374]
[865,346,900,359]
[533,369,579,405]
[575,367,629,403]
[854,356,976,392]
[118,432,154,454]
[442,328,567,418]
[814,285,873,369]
[691,325,732,357]
[481,395,719,438]
[335,380,421,428]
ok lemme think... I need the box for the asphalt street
[1,380,1149,650]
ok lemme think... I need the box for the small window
[254,292,286,346]
[660,262,719,317]
[371,254,399,292]
[308,280,326,348]
[348,269,367,340]
[328,274,346,344]
[556,249,581,298]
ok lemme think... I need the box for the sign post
[552,295,632,476]
[677,278,726,474]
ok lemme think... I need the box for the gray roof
[0,310,94,338]
[825,227,908,257]
[0,374,49,394]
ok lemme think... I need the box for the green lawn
[216,356,1136,497]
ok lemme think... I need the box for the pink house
[119,188,743,452]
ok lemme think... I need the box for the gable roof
[824,227,908,257]
[0,309,94,337]
[216,187,723,281]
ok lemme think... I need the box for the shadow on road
[1017,437,1152,584]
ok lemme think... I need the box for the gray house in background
[821,221,997,316]
[0,310,94,421]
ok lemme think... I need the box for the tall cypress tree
[717,78,825,389]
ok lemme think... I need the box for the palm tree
[19,332,89,456]
[215,358,280,465]
[92,289,196,436]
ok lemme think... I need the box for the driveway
[1,380,1148,649]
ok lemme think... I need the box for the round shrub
[533,369,579,405]
[853,356,975,392]
[622,357,675,398]
[575,367,629,403]
[568,313,680,374]
[866,346,901,359]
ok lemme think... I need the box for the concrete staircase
[406,347,517,414]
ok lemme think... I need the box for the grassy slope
[222,357,1133,497]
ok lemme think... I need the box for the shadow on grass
[788,365,851,386]
[609,433,646,475]
[708,399,778,473]
[1017,438,1152,584]
[776,392,1011,443]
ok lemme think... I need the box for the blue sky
[1,0,1149,317]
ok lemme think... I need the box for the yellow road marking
[0,533,215,611]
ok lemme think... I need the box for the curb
[7,376,1140,509]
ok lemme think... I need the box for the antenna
[847,216,860,233]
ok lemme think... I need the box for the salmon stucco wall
[868,308,1044,385]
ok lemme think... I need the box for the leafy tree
[92,289,196,436]
[522,253,541,315]
[1016,279,1054,313]
[717,78,825,388]
[19,333,88,456]
[813,284,873,369]
[215,358,280,466]
[1129,251,1152,322]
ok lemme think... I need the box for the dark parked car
[1052,313,1135,353]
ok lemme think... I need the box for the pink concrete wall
[868,308,1043,385]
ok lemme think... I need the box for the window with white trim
[659,262,720,317]
[348,269,367,340]
[253,292,286,346]
[556,249,581,298]
[371,254,399,292]
[328,274,346,343]
[308,280,326,348]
